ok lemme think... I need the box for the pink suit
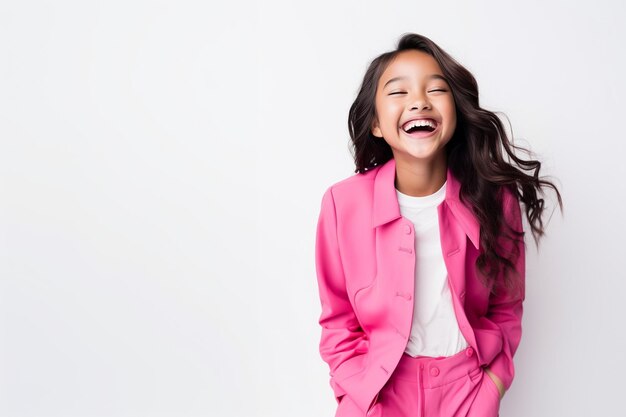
[314,157,525,416]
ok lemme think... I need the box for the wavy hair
[348,33,563,298]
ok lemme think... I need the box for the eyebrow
[383,74,449,89]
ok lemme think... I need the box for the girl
[314,33,562,417]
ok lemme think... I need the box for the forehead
[379,50,443,84]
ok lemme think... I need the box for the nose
[408,90,431,111]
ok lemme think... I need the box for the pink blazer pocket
[333,353,368,383]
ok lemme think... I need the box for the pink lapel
[371,157,480,250]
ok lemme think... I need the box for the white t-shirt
[396,180,469,357]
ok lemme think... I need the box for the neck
[393,153,447,197]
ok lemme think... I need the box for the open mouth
[405,124,436,134]
[401,119,439,138]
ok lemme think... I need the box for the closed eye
[389,89,448,95]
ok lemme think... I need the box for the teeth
[403,119,437,132]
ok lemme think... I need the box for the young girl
[314,33,562,417]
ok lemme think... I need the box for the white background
[1,1,624,416]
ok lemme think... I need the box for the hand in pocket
[484,367,505,400]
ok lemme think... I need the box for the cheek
[379,107,401,128]
[443,102,457,126]
[447,113,457,130]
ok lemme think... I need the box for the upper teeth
[403,119,436,131]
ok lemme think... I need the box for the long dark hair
[348,33,563,298]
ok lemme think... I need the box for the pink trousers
[335,346,501,417]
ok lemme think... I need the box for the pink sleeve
[314,187,369,403]
[485,187,526,391]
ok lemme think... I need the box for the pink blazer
[314,157,525,415]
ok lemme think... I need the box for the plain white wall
[1,1,624,416]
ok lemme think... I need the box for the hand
[484,367,506,400]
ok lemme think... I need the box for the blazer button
[466,347,474,357]
[430,367,440,376]
[403,224,412,234]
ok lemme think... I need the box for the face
[371,49,457,167]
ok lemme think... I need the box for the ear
[371,118,383,138]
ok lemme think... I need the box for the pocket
[335,393,377,417]
[333,353,368,382]
[482,371,502,401]
[353,276,385,327]
[465,368,501,417]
